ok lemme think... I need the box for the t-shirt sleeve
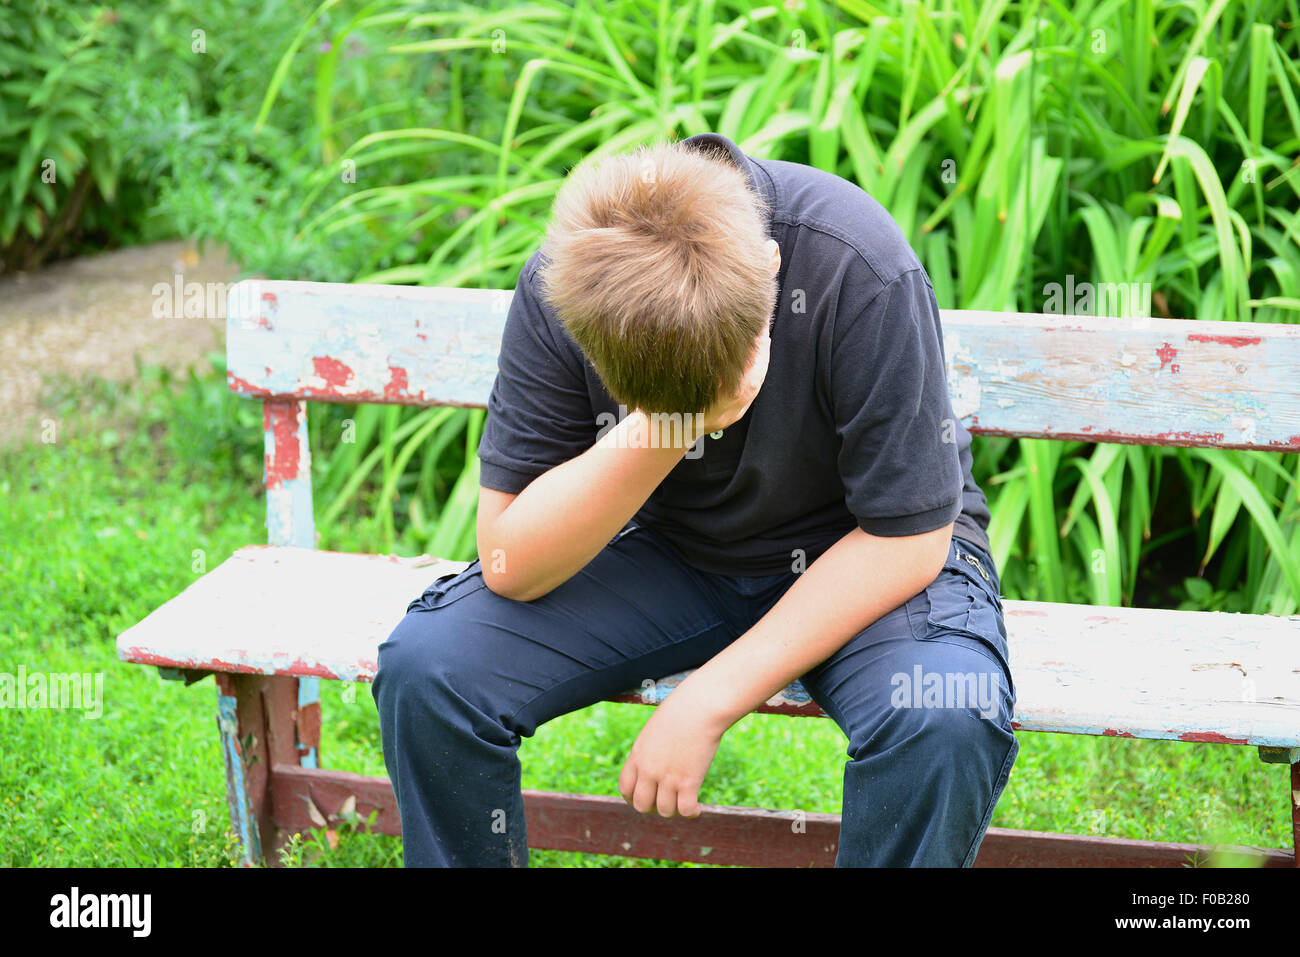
[476,263,598,494]
[830,268,963,537]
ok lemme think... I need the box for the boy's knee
[374,605,521,745]
[375,611,467,715]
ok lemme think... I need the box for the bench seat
[116,544,1300,750]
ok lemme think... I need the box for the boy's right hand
[697,329,771,437]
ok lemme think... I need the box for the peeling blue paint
[298,677,319,769]
[217,692,262,864]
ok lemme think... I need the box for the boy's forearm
[482,411,693,601]
[663,523,954,733]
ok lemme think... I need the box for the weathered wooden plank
[267,767,838,866]
[267,766,1295,867]
[524,792,840,867]
[260,397,320,771]
[227,280,508,408]
[118,546,466,683]
[263,398,314,549]
[269,764,402,842]
[943,310,1300,451]
[115,546,1300,747]
[971,827,1294,868]
[227,280,1300,450]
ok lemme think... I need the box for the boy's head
[536,139,779,415]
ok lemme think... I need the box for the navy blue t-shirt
[476,132,992,576]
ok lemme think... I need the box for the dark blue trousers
[373,522,1018,867]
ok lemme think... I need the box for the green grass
[0,360,1290,866]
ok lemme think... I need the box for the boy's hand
[697,328,771,435]
[617,696,724,818]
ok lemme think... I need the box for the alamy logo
[1042,274,1151,318]
[595,404,707,459]
[50,887,151,937]
[0,666,103,719]
[890,665,1001,719]
[151,274,263,321]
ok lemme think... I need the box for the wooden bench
[116,279,1300,867]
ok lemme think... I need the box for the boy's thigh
[376,521,740,738]
[796,538,1017,751]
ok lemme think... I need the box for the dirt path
[0,240,240,448]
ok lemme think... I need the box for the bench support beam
[265,765,1295,868]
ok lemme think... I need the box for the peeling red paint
[1155,429,1226,444]
[1103,729,1136,738]
[1156,341,1178,370]
[384,365,409,401]
[1084,429,1147,442]
[265,403,302,489]
[228,373,271,397]
[312,356,354,388]
[118,647,378,682]
[297,700,322,745]
[1010,609,1049,617]
[1176,731,1249,745]
[262,291,277,307]
[1188,333,1260,348]
[968,426,1272,449]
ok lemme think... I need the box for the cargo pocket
[406,559,485,614]
[906,545,1015,699]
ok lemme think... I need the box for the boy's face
[710,238,780,417]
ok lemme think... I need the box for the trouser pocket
[906,541,1015,703]
[407,559,484,614]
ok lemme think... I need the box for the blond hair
[536,139,776,415]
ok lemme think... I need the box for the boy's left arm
[618,520,952,818]
[620,267,963,818]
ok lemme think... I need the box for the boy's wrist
[598,408,704,455]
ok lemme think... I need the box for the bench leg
[215,674,322,866]
[1292,759,1299,868]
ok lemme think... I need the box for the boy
[373,132,1018,867]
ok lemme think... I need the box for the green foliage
[0,4,127,269]
[235,0,1300,603]
[0,0,331,271]
[307,401,485,558]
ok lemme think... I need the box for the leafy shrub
[0,4,129,270]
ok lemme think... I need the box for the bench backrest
[225,279,1300,548]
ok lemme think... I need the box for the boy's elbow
[481,565,546,603]
[482,564,523,601]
